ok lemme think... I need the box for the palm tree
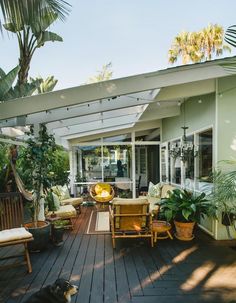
[199,24,231,61]
[87,62,113,83]
[169,24,231,64]
[0,0,70,29]
[3,8,63,88]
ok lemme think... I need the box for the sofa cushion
[47,205,77,218]
[60,197,83,207]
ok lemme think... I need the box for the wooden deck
[1,206,236,303]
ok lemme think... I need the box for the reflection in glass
[171,139,181,185]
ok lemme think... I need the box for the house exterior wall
[215,75,236,240]
[162,93,215,142]
[161,80,236,240]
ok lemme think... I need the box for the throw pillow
[61,185,71,200]
[52,192,61,210]
[148,182,161,198]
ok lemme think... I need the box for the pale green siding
[162,93,215,142]
[217,75,236,162]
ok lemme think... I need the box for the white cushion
[61,197,83,207]
[0,227,33,243]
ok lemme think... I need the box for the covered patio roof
[0,56,234,147]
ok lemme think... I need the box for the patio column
[69,146,77,196]
[131,132,136,198]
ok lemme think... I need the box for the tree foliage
[169,24,231,64]
[87,62,113,84]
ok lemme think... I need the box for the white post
[131,132,136,198]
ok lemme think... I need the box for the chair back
[112,198,150,231]
[0,192,24,230]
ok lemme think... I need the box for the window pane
[184,135,195,190]
[196,129,213,193]
[170,139,181,185]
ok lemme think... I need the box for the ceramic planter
[174,220,195,241]
[24,221,50,251]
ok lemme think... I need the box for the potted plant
[21,124,56,251]
[160,188,212,240]
[52,219,70,246]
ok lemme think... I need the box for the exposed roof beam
[156,79,215,101]
[69,120,161,145]
[0,57,230,120]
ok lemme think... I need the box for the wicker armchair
[90,183,115,208]
[109,197,153,248]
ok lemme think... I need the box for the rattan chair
[90,183,115,208]
[109,197,153,248]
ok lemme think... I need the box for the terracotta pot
[24,221,51,251]
[174,220,195,241]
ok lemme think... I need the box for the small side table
[152,220,173,243]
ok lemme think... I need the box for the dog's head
[51,278,78,303]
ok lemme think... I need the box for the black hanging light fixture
[169,100,198,163]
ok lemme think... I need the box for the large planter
[174,220,195,241]
[24,221,51,252]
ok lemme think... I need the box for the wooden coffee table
[152,220,173,243]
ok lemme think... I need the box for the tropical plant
[0,142,10,192]
[3,9,63,88]
[209,160,236,223]
[18,124,56,226]
[32,75,58,93]
[0,0,70,30]
[225,25,236,47]
[160,188,212,223]
[169,24,231,64]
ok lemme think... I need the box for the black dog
[24,278,78,303]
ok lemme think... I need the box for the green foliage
[18,132,69,191]
[209,161,236,216]
[53,219,70,228]
[225,25,236,48]
[0,66,20,100]
[18,124,56,223]
[0,143,10,192]
[160,188,212,223]
[3,6,63,86]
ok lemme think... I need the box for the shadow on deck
[1,206,236,303]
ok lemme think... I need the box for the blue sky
[1,0,236,90]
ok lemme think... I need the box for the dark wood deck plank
[104,235,117,303]
[76,235,97,303]
[90,235,105,303]
[1,206,236,303]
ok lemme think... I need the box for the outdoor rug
[86,210,111,234]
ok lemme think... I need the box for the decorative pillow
[52,192,61,210]
[51,185,63,200]
[61,185,71,200]
[148,182,161,198]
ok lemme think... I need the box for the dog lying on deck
[24,278,78,303]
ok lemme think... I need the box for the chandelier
[169,101,198,163]
[170,126,198,163]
